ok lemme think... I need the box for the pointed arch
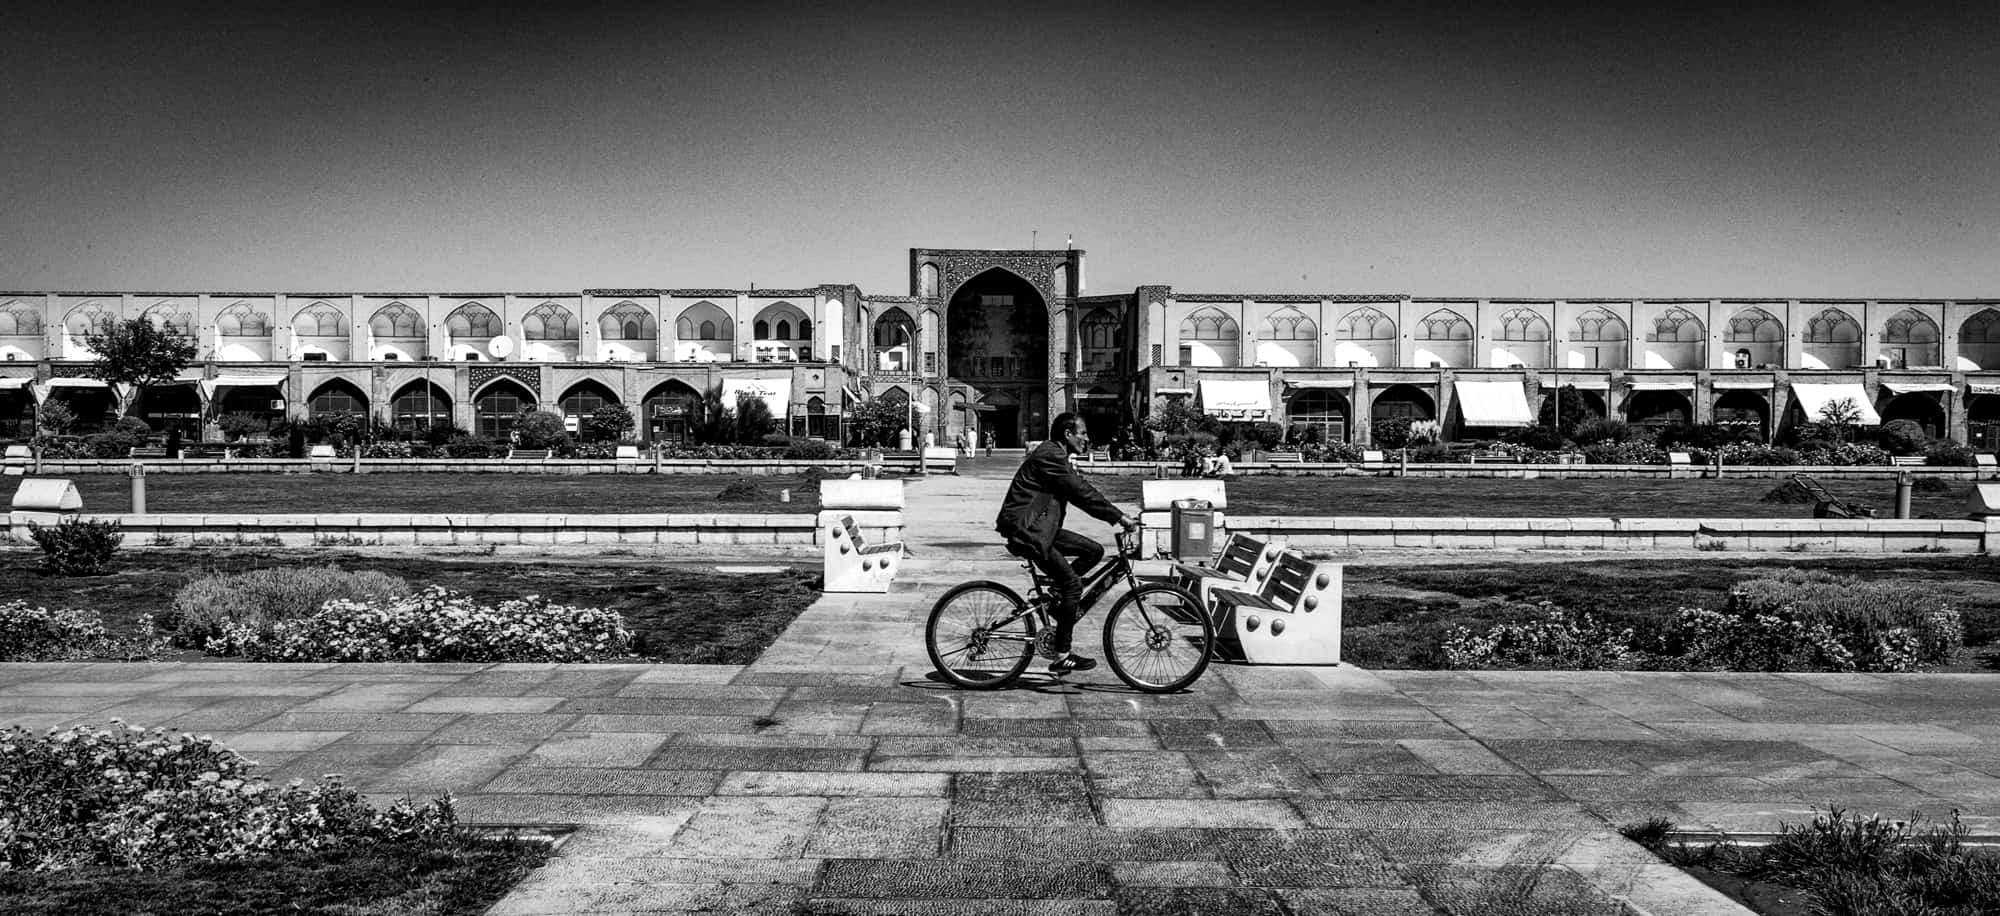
[1411,308,1472,368]
[674,301,733,362]
[752,301,811,362]
[306,379,368,418]
[0,300,44,337]
[1286,387,1349,443]
[522,302,577,341]
[1178,308,1240,367]
[1724,306,1784,369]
[1958,308,2000,370]
[292,301,347,337]
[63,302,119,337]
[1880,307,1940,368]
[1648,307,1706,342]
[446,302,500,340]
[388,380,451,432]
[1079,306,1123,373]
[1802,306,1862,369]
[640,378,703,445]
[141,302,194,336]
[1496,307,1549,342]
[215,302,270,337]
[597,301,657,340]
[1257,307,1317,367]
[919,263,940,298]
[1417,309,1473,340]
[873,307,919,371]
[472,377,535,440]
[558,379,620,424]
[1332,306,1395,367]
[1569,307,1628,369]
[370,302,424,338]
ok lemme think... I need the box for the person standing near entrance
[982,430,994,457]
[994,413,1140,675]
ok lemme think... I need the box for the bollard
[128,462,146,515]
[780,488,791,503]
[1896,471,1913,519]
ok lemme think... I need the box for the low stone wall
[1088,460,1993,480]
[34,511,878,552]
[13,457,923,476]
[1231,515,1999,554]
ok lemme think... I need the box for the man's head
[1050,412,1089,455]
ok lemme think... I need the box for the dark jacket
[994,440,1124,550]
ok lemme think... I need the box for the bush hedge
[220,587,633,662]
[26,518,122,577]
[1440,571,1962,672]
[0,723,456,872]
[0,602,122,662]
[166,566,410,652]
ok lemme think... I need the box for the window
[776,320,791,340]
[522,303,577,340]
[391,385,450,431]
[599,302,656,340]
[293,303,346,337]
[799,320,811,340]
[0,302,43,336]
[561,387,611,420]
[699,320,717,339]
[371,303,423,338]
[475,386,529,439]
[1648,308,1705,342]
[446,304,499,339]
[217,304,271,337]
[1574,308,1627,342]
[309,387,363,416]
[1497,308,1549,341]
[754,320,770,339]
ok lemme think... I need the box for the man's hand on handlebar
[1116,514,1141,531]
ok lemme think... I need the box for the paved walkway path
[7,471,2000,913]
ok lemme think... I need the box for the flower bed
[205,586,634,662]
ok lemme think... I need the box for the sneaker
[1047,654,1098,676]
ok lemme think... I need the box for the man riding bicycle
[994,412,1140,676]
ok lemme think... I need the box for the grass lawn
[0,549,820,664]
[1340,556,2000,670]
[0,835,550,916]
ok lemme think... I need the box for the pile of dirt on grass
[715,480,761,501]
[1759,479,1818,504]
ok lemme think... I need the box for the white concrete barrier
[920,446,958,476]
[819,478,906,592]
[1,444,30,477]
[10,477,82,540]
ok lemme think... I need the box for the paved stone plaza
[6,469,2000,913]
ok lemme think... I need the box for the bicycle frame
[1020,528,1144,624]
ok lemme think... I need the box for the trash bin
[1170,498,1216,561]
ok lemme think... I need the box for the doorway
[992,406,1021,447]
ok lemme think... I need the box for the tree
[35,400,75,437]
[1144,399,1206,437]
[846,398,905,447]
[84,318,197,420]
[735,397,777,445]
[1535,384,1597,439]
[586,403,635,442]
[513,409,569,449]
[1815,397,1863,444]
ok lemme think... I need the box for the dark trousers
[1011,529,1105,655]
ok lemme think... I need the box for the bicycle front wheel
[1102,584,1213,693]
[925,581,1037,689]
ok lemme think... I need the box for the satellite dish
[488,335,514,358]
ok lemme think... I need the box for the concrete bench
[1,444,29,476]
[307,444,337,461]
[507,448,552,461]
[129,447,169,459]
[1209,550,1342,665]
[614,444,641,461]
[10,476,83,540]
[181,445,231,460]
[1890,455,1926,467]
[1265,450,1302,464]
[1466,453,1512,464]
[920,446,958,475]
[820,478,906,593]
[1168,531,1283,619]
[1360,450,1388,471]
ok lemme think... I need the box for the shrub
[1371,417,1413,449]
[216,412,270,441]
[1439,603,1638,670]
[1581,441,1666,465]
[1410,442,1454,463]
[0,601,114,661]
[1924,441,1977,466]
[781,437,837,460]
[82,429,145,459]
[585,403,635,442]
[1878,418,1928,455]
[166,566,410,652]
[27,518,123,577]
[511,410,568,449]
[231,587,632,662]
[0,722,456,871]
[1662,570,1962,672]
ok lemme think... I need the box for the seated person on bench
[995,412,1140,677]
[1202,452,1234,478]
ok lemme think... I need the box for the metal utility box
[1170,498,1217,561]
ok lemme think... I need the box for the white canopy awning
[1197,379,1271,415]
[1453,378,1534,426]
[1627,377,1695,391]
[1879,381,1957,395]
[1542,377,1610,390]
[43,377,109,389]
[1790,382,1881,425]
[1284,378,1354,389]
[1971,383,2000,396]
[1711,378,1774,390]
[721,375,792,418]
[1155,387,1194,396]
[0,378,32,391]
[199,374,288,400]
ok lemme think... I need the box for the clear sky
[3,1,1996,299]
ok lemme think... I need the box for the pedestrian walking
[982,430,994,457]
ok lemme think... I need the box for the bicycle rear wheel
[1102,584,1213,693]
[926,581,1038,689]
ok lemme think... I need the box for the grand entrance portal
[945,268,1048,447]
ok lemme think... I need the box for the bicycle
[924,529,1215,693]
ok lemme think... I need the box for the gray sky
[3,1,1996,298]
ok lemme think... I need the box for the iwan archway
[945,267,1048,447]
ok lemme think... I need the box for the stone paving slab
[21,551,2000,913]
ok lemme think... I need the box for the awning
[1627,377,1695,391]
[722,376,792,418]
[0,378,32,391]
[199,374,288,400]
[1452,378,1534,426]
[1972,383,2000,396]
[1790,382,1881,425]
[1197,379,1271,415]
[1155,387,1194,396]
[1076,392,1120,399]
[1284,378,1353,389]
[1879,381,1957,395]
[1711,378,1774,390]
[1542,377,1609,390]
